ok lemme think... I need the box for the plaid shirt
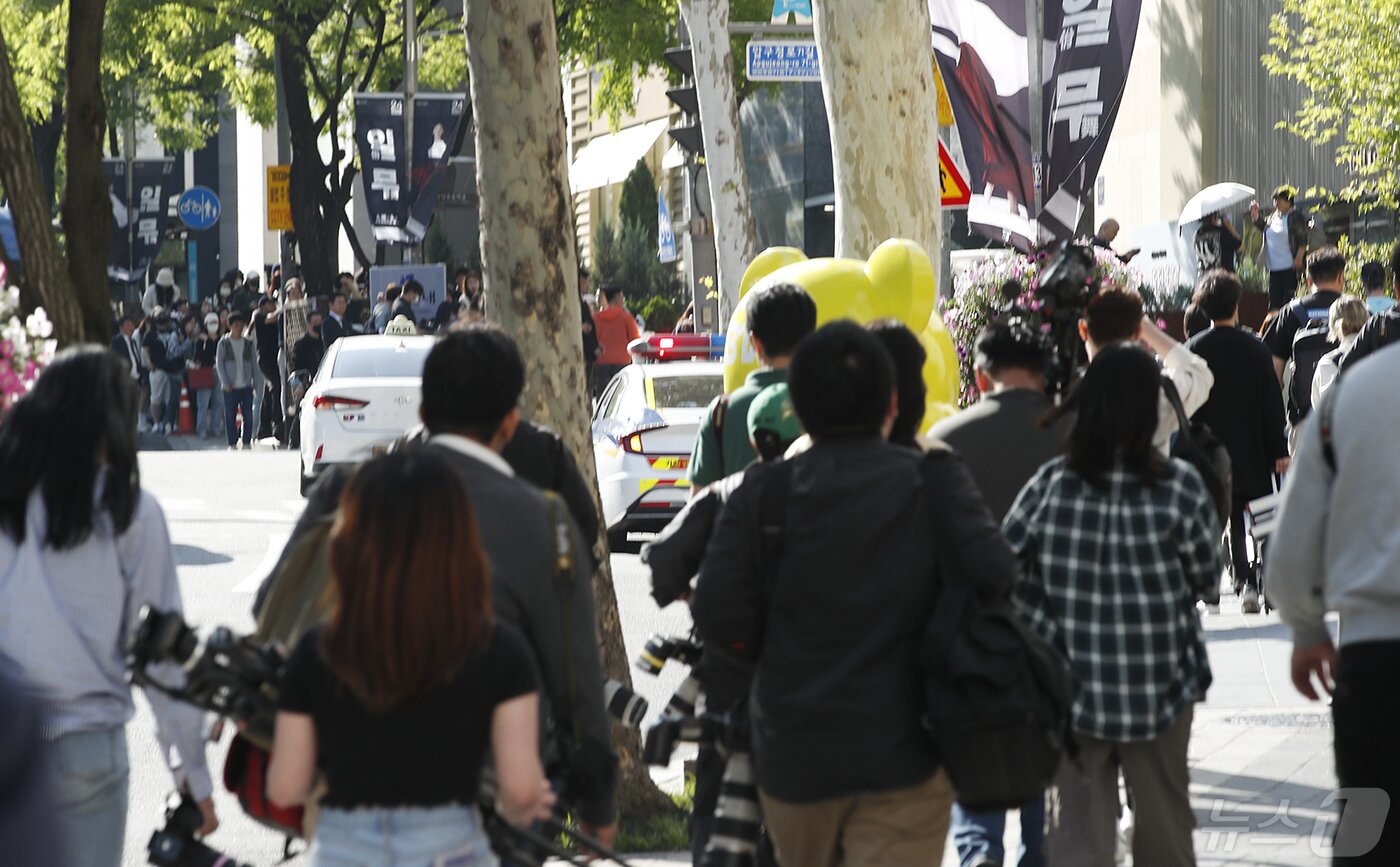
[1003,457,1220,741]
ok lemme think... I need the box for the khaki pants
[1045,705,1196,867]
[760,769,954,867]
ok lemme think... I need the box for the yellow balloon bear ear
[866,239,937,330]
[739,247,807,300]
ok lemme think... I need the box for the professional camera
[636,633,703,675]
[127,606,283,742]
[634,635,767,867]
[1029,241,1099,398]
[602,677,648,727]
[147,793,251,867]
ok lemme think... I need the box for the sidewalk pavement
[139,430,288,452]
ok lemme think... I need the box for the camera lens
[603,678,649,727]
[636,635,670,675]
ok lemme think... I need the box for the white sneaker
[1241,586,1261,614]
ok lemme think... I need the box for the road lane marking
[232,531,292,594]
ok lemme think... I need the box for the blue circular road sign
[177,186,221,231]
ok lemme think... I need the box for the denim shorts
[310,804,499,867]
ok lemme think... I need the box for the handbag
[187,366,215,391]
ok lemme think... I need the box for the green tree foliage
[618,158,657,250]
[556,0,771,128]
[1265,1,1400,204]
[638,294,678,332]
[594,217,682,307]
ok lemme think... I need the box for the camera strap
[543,492,584,745]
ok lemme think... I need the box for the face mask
[207,324,219,335]
[220,288,231,297]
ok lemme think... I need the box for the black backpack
[914,453,1074,811]
[1284,304,1336,423]
[1161,378,1232,545]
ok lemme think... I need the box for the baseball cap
[747,383,804,462]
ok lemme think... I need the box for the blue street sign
[770,0,813,24]
[177,186,221,231]
[746,39,821,82]
[658,187,677,264]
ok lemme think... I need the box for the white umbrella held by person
[1178,183,1256,234]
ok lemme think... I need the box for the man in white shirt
[1251,184,1309,311]
[1078,284,1215,455]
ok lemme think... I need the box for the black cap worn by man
[692,321,1018,865]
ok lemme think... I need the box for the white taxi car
[298,334,437,495]
[593,358,724,552]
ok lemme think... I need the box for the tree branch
[356,9,390,92]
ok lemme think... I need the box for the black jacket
[321,313,346,349]
[1186,325,1288,499]
[692,440,1015,803]
[500,420,600,556]
[390,298,418,327]
[1339,309,1400,375]
[291,332,324,376]
[641,469,748,609]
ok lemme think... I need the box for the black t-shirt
[278,622,537,809]
[252,314,280,362]
[390,298,419,326]
[1194,224,1241,273]
[1261,291,1340,360]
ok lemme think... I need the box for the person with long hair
[0,347,217,866]
[269,449,553,864]
[1003,344,1221,867]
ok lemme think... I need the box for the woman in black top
[269,450,553,865]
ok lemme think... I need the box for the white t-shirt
[1265,212,1294,272]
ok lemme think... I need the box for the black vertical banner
[1039,0,1143,240]
[130,159,174,281]
[103,159,131,281]
[930,0,1037,249]
[353,94,408,243]
[404,95,467,243]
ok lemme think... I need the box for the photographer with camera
[693,322,1018,865]
[643,384,802,864]
[1078,283,1214,454]
[268,449,554,861]
[0,348,216,867]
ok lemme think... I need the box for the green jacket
[687,368,788,487]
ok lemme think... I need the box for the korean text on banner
[267,166,293,232]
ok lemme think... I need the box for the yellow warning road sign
[933,61,954,127]
[939,141,971,208]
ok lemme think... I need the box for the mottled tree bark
[464,0,672,819]
[679,0,757,319]
[61,0,117,343]
[0,24,84,344]
[812,0,942,260]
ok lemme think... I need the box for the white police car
[593,340,724,552]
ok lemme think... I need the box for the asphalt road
[122,445,1345,867]
[123,446,693,867]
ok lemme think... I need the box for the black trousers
[1268,268,1299,310]
[1333,640,1400,865]
[258,359,283,439]
[1226,496,1256,591]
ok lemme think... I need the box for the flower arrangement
[941,245,1148,407]
[0,265,57,412]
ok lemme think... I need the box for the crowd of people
[2,217,1398,867]
[109,264,489,449]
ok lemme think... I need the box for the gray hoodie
[1269,345,1400,648]
[216,333,256,390]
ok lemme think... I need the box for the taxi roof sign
[939,140,971,208]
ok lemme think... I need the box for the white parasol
[1177,183,1256,235]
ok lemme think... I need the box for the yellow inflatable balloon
[723,239,960,430]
